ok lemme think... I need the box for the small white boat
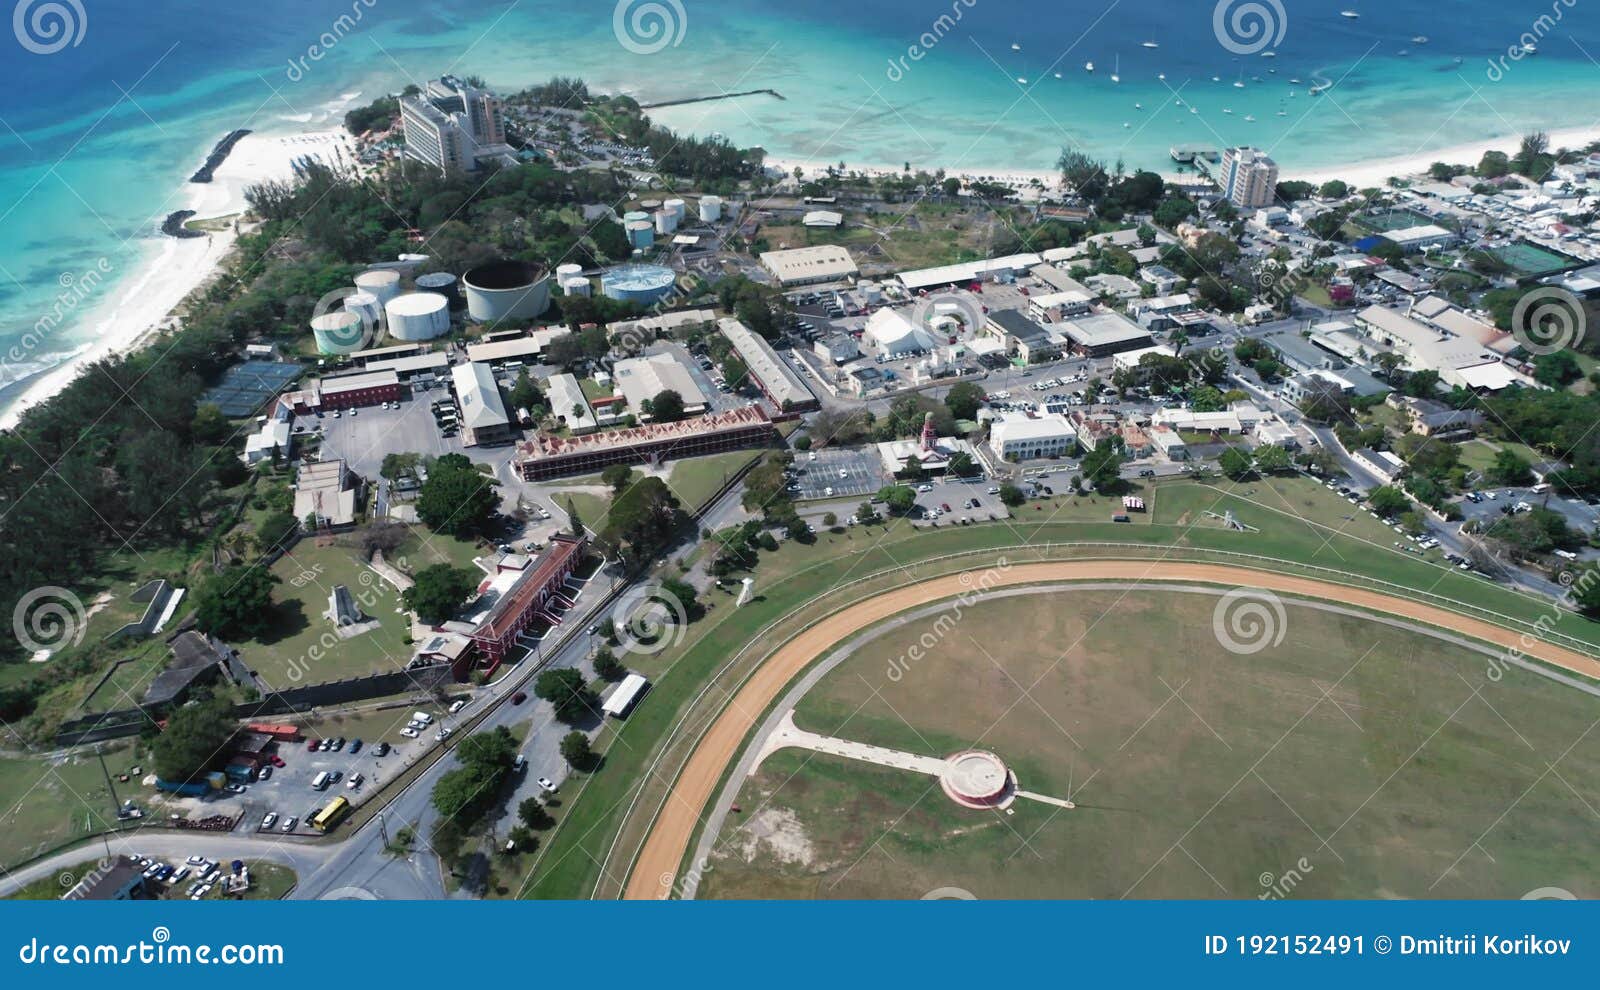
[1123,122,1131,128]
[1222,108,1233,114]
[1244,114,1257,122]
[1190,106,1199,114]
[1134,102,1144,110]
[1011,42,1021,51]
[1017,76,1028,84]
[1340,10,1359,18]
[1212,75,1222,82]
[1085,61,1094,72]
[1111,56,1120,83]
[1412,35,1429,44]
[1261,51,1276,58]
[1053,72,1062,79]
[1142,41,1159,49]
[1290,77,1302,83]
[1521,43,1538,54]
[1276,110,1287,116]
[1158,72,1167,80]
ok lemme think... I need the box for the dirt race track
[622,561,1600,899]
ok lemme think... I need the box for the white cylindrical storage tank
[640,198,662,213]
[462,260,551,323]
[664,198,686,221]
[355,268,401,304]
[343,290,382,329]
[555,263,584,282]
[622,210,650,226]
[384,291,451,341]
[653,209,678,235]
[626,220,655,250]
[312,311,367,354]
[698,195,723,223]
[561,276,591,297]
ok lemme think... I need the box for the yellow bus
[310,796,350,833]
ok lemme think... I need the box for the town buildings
[1219,146,1279,209]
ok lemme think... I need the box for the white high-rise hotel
[1219,146,1280,209]
[400,76,514,173]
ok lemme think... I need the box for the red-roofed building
[460,534,587,678]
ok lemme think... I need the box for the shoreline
[0,127,352,431]
[4,100,1597,433]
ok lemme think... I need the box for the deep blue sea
[1,0,1597,417]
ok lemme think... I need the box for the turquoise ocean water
[0,0,1596,415]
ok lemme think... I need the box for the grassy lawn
[236,541,414,687]
[522,473,1600,898]
[663,450,761,510]
[758,215,983,272]
[393,529,486,576]
[5,857,102,899]
[697,590,1600,899]
[1456,439,1546,477]
[0,742,135,871]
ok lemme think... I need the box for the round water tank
[664,198,686,221]
[415,271,458,299]
[462,260,551,323]
[355,268,401,304]
[625,220,655,250]
[561,276,591,297]
[653,210,678,235]
[601,264,676,305]
[343,290,382,329]
[698,195,723,223]
[640,199,662,211]
[385,292,451,341]
[312,311,367,355]
[555,263,584,281]
[622,210,650,225]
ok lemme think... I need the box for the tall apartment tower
[400,76,510,173]
[1219,147,1280,209]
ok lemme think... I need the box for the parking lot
[791,447,890,501]
[317,387,466,480]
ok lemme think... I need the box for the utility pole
[95,745,121,822]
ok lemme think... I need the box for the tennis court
[1359,207,1436,233]
[1490,241,1575,277]
[201,360,304,417]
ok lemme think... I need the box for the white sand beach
[1289,125,1600,189]
[0,128,352,430]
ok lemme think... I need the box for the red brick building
[461,534,587,678]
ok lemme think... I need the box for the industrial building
[465,327,572,365]
[1355,304,1520,391]
[463,260,551,324]
[612,352,709,418]
[516,405,777,481]
[863,308,938,358]
[986,309,1066,363]
[896,253,1042,293]
[719,317,818,410]
[1056,311,1154,358]
[606,308,717,341]
[400,76,515,173]
[1219,147,1280,209]
[758,245,860,286]
[450,362,514,447]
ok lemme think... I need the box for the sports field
[697,590,1600,900]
